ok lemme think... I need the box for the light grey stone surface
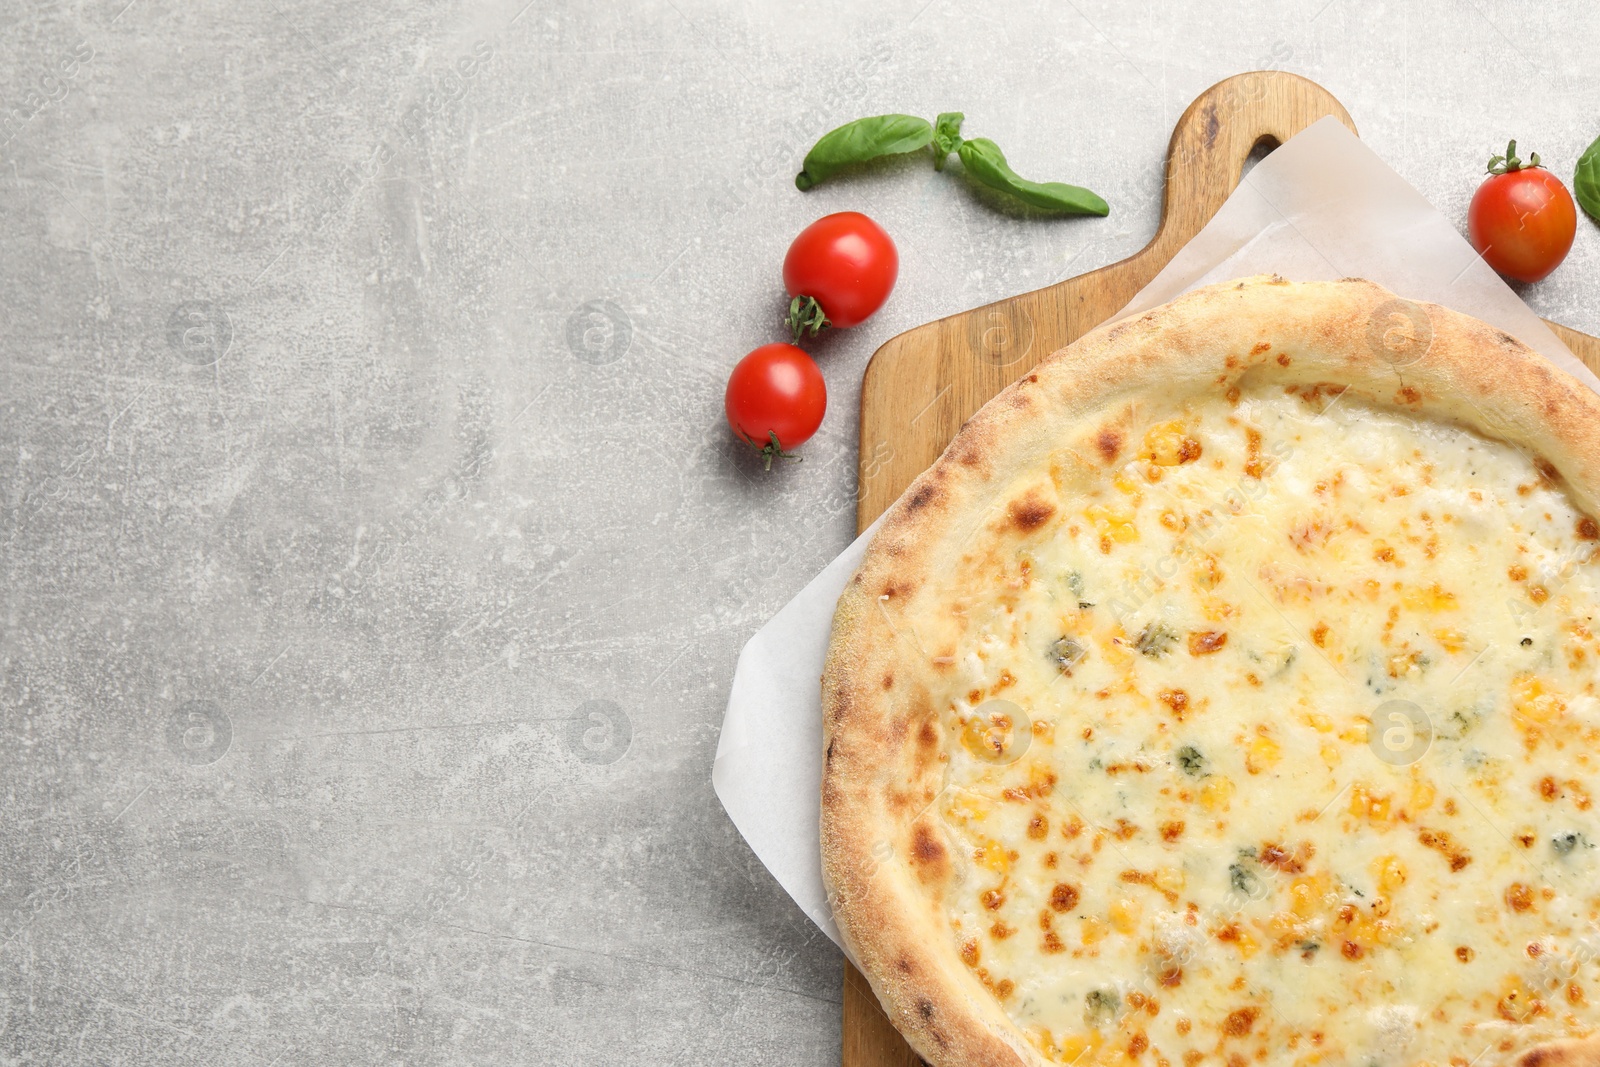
[2,1,1597,1063]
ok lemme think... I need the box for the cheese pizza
[822,277,1600,1067]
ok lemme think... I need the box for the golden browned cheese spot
[1540,776,1560,801]
[990,921,1014,940]
[1580,515,1600,541]
[972,968,1015,1002]
[1158,688,1190,720]
[1341,940,1364,960]
[1259,841,1313,873]
[1311,621,1329,647]
[1250,342,1271,355]
[1161,820,1186,843]
[1499,987,1546,1023]
[1531,584,1549,604]
[960,938,980,967]
[1506,882,1536,912]
[1276,352,1291,366]
[1244,427,1265,478]
[1160,966,1183,988]
[1007,491,1057,532]
[1027,814,1048,840]
[1129,1032,1149,1056]
[1222,1007,1260,1037]
[1418,827,1472,871]
[1096,428,1123,463]
[1120,868,1177,905]
[1049,883,1080,912]
[1456,946,1475,963]
[981,888,1006,910]
[1510,563,1529,581]
[1188,630,1228,656]
[1398,385,1421,404]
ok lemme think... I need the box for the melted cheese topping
[924,385,1600,1065]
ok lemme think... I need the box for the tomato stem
[786,295,831,344]
[1488,139,1541,175]
[747,429,802,471]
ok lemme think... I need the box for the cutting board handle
[1147,70,1356,262]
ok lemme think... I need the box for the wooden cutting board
[847,69,1600,1067]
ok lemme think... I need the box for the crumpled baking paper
[712,115,1598,949]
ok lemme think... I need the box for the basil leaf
[795,114,933,191]
[1577,134,1600,223]
[955,137,1109,216]
[932,111,965,171]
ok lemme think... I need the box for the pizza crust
[821,276,1600,1067]
[1520,1035,1600,1067]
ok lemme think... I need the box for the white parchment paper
[712,115,1598,950]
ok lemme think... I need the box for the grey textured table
[3,2,1598,1064]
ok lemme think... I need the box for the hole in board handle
[1239,134,1282,183]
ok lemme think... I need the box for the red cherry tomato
[783,211,898,338]
[724,343,826,469]
[1467,143,1576,284]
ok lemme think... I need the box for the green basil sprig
[932,111,964,170]
[794,114,933,191]
[1577,134,1600,223]
[796,109,1108,216]
[955,137,1108,215]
